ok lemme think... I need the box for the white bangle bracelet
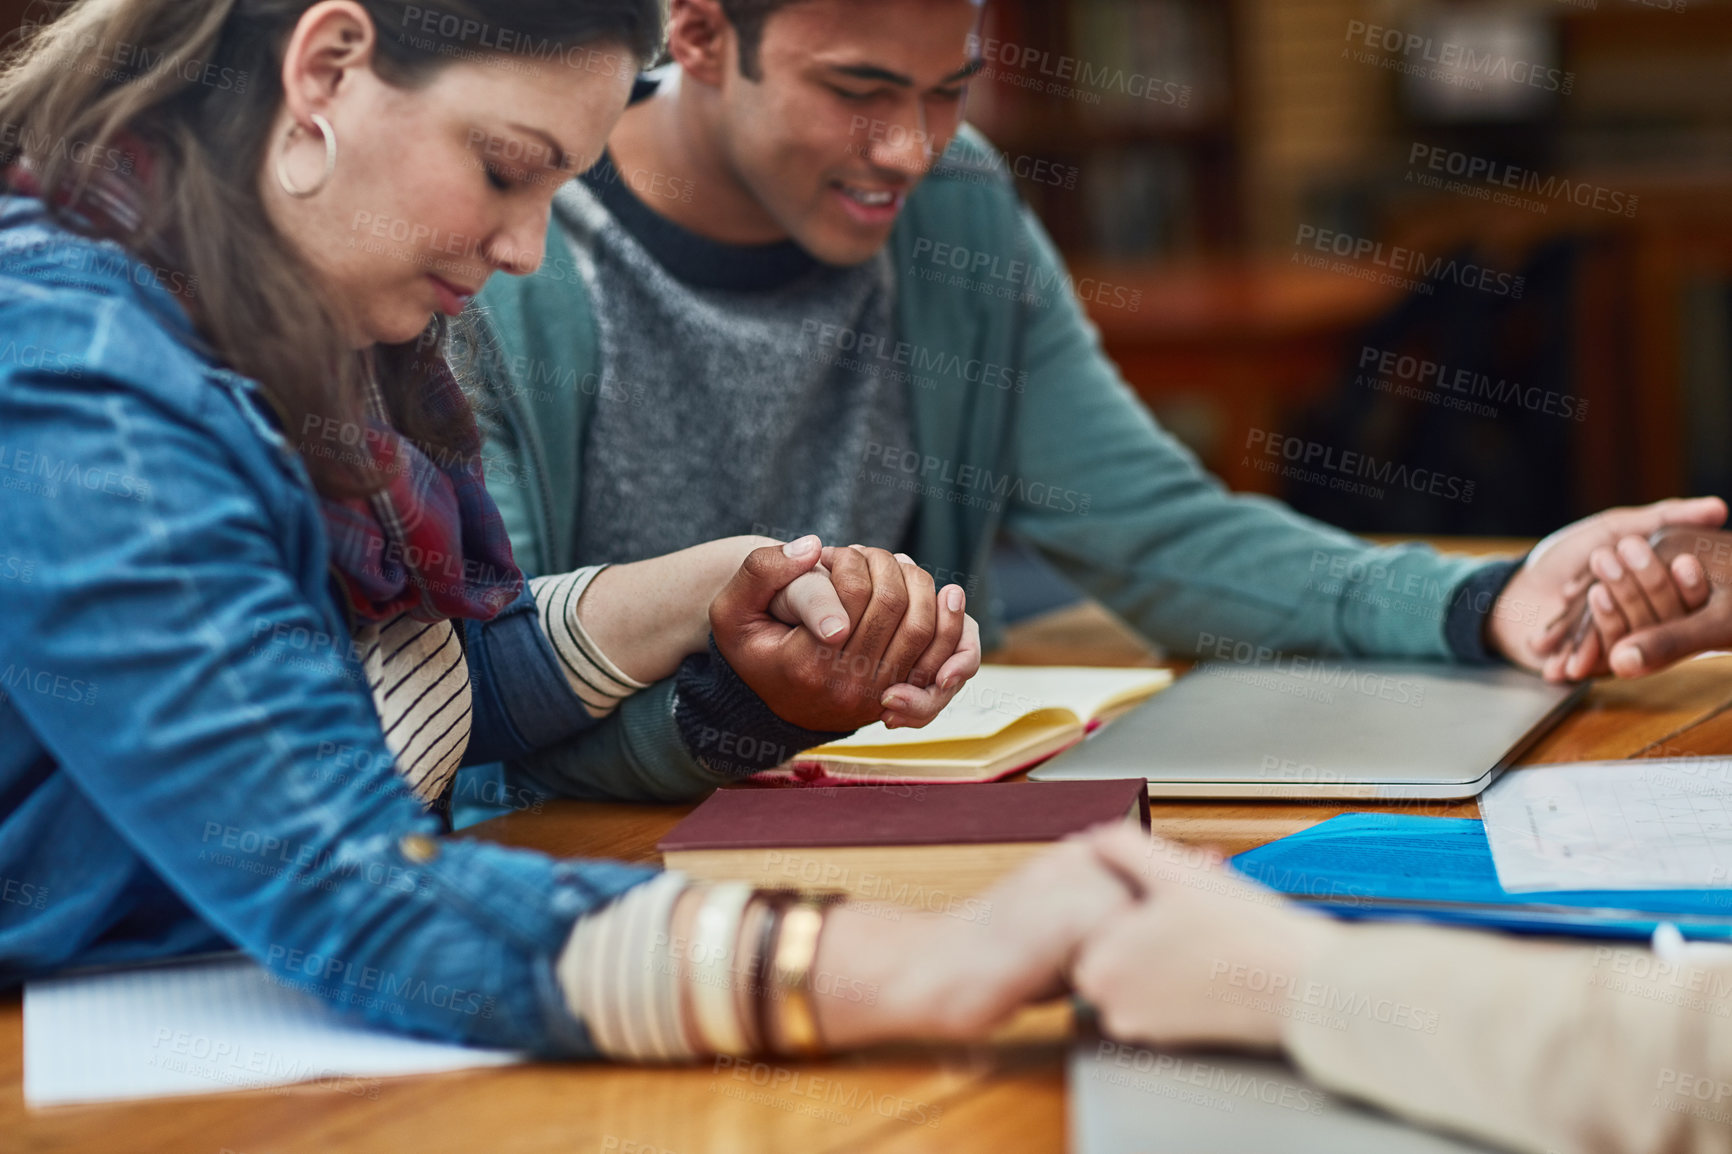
[689,883,755,1055]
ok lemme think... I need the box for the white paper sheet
[24,955,523,1106]
[1479,757,1732,892]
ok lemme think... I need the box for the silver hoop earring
[275,113,337,199]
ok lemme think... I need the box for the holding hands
[1529,521,1732,682]
[713,535,982,732]
[807,824,1341,1053]
[1484,496,1730,681]
[802,823,1335,1054]
[1070,827,1340,1052]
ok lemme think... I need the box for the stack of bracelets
[677,885,849,1057]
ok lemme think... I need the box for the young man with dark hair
[463,0,1722,805]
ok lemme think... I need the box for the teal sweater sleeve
[1001,202,1495,660]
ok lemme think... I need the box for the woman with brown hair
[0,0,1125,1062]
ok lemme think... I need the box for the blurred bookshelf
[969,0,1732,533]
[965,0,1243,259]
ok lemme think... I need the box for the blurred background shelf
[970,0,1732,541]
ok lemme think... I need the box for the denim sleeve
[462,586,597,766]
[0,370,656,1056]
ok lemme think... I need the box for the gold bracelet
[768,894,842,1057]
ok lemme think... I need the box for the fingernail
[946,586,964,612]
[1612,644,1644,677]
[1595,553,1624,581]
[894,553,914,565]
[1618,538,1651,569]
[1589,584,1615,613]
[939,674,958,691]
[881,692,906,710]
[784,535,819,558]
[820,616,846,639]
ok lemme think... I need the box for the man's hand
[1487,497,1726,678]
[819,545,981,729]
[709,538,979,732]
[1540,526,1732,681]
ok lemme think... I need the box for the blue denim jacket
[0,198,658,1056]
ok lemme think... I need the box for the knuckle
[877,586,911,618]
[834,573,873,603]
[741,547,779,579]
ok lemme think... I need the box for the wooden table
[11,553,1732,1153]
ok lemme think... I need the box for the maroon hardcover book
[657,779,1150,852]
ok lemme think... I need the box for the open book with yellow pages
[755,664,1173,785]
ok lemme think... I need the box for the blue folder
[1230,813,1732,941]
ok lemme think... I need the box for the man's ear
[667,0,734,89]
[279,0,378,122]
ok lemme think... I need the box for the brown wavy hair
[0,0,663,496]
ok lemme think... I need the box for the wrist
[811,905,936,1048]
[1446,558,1525,666]
[1274,913,1347,1051]
[694,537,780,651]
[673,638,853,777]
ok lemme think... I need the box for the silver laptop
[1072,1041,1499,1153]
[1031,661,1584,800]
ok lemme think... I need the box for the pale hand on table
[1070,826,1341,1051]
[812,834,1139,1047]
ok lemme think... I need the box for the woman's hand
[580,535,827,684]
[812,833,1141,1048]
[1069,827,1341,1052]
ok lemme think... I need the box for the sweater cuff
[1443,559,1524,665]
[673,636,853,778]
[556,871,700,1062]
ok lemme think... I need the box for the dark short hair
[718,0,804,80]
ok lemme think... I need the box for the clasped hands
[1483,496,1732,682]
[711,535,982,732]
[812,824,1337,1053]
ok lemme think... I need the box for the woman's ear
[279,0,378,122]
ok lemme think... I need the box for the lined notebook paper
[24,955,522,1106]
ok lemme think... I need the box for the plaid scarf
[7,143,524,626]
[319,367,523,625]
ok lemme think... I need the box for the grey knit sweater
[561,152,920,566]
